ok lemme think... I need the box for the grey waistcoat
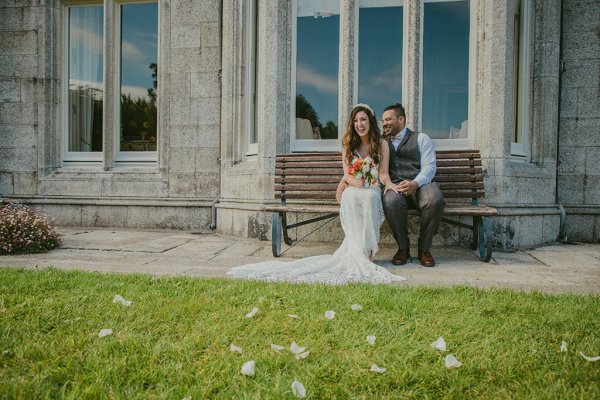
[388,129,420,183]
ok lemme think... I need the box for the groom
[379,103,444,267]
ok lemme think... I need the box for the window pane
[358,0,403,119]
[68,6,104,152]
[119,2,158,152]
[295,0,339,140]
[423,0,469,139]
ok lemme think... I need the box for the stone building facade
[0,0,598,249]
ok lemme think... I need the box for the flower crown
[351,103,374,118]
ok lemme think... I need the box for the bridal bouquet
[349,156,378,186]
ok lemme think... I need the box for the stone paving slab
[1,227,599,295]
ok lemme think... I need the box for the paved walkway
[2,227,599,295]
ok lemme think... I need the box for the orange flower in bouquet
[349,156,378,186]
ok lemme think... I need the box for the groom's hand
[397,180,418,196]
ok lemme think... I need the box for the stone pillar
[338,0,357,130]
[403,0,421,130]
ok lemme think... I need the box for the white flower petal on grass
[291,380,307,398]
[579,352,600,362]
[271,344,285,352]
[351,304,363,311]
[560,341,568,352]
[241,360,255,376]
[445,354,462,368]
[112,295,132,307]
[288,314,300,319]
[230,343,243,354]
[366,335,376,346]
[290,341,306,354]
[295,351,310,360]
[431,336,447,351]
[246,307,259,318]
[324,310,336,320]
[370,364,386,373]
[98,328,113,337]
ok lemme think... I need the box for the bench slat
[275,176,342,184]
[266,204,497,216]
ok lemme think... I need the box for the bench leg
[478,216,493,262]
[471,216,480,250]
[282,213,292,245]
[271,212,282,257]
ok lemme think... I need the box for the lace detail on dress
[227,183,405,285]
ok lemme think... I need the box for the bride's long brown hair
[341,105,381,166]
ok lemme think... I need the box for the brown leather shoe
[392,248,410,265]
[418,250,436,267]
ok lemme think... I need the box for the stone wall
[0,0,222,231]
[558,0,600,242]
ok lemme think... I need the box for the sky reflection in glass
[296,2,339,139]
[423,0,470,139]
[358,2,403,121]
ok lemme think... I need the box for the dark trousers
[382,182,444,252]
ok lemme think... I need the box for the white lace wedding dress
[227,184,406,285]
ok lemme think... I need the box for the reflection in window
[358,0,403,119]
[422,0,470,139]
[119,2,158,152]
[67,6,104,152]
[295,0,339,140]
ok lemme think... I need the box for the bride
[228,104,406,285]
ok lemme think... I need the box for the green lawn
[0,267,598,399]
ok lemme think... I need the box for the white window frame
[420,0,471,151]
[245,0,258,156]
[62,2,104,164]
[511,0,532,159]
[62,0,159,167]
[290,0,341,152]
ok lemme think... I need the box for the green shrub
[0,202,61,254]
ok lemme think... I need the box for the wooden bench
[265,150,498,261]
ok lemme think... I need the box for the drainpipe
[555,0,567,242]
[210,0,224,231]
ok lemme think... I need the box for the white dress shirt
[391,127,437,188]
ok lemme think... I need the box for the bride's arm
[378,139,399,195]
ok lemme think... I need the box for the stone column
[338,1,357,132]
[403,0,421,130]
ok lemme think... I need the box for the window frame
[511,0,532,160]
[245,0,258,156]
[62,0,159,167]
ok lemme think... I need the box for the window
[422,0,470,141]
[358,0,403,119]
[63,1,159,166]
[290,0,471,152]
[292,0,340,150]
[245,0,258,155]
[511,0,532,159]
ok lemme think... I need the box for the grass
[0,267,598,399]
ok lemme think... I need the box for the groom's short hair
[383,103,406,119]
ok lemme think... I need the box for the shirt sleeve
[413,133,437,187]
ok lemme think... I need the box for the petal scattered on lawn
[288,314,300,319]
[370,364,386,373]
[271,344,285,352]
[241,360,255,376]
[560,341,568,352]
[246,307,259,318]
[445,354,462,368]
[431,336,447,351]
[112,295,132,307]
[579,352,600,362]
[230,343,243,354]
[290,341,305,354]
[295,351,310,360]
[324,310,336,320]
[98,328,113,338]
[367,335,376,346]
[291,380,307,398]
[351,304,363,311]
